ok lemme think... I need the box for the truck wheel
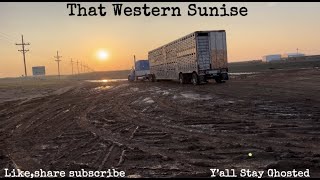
[151,74,156,82]
[192,72,199,85]
[199,75,207,84]
[179,73,184,84]
[215,78,223,83]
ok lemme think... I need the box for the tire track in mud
[79,84,260,176]
[112,89,250,169]
[0,85,110,172]
[1,72,319,177]
[84,82,320,176]
[76,85,205,176]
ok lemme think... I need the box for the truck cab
[128,59,151,81]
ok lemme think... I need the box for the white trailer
[148,30,228,85]
[262,54,281,62]
[282,53,305,58]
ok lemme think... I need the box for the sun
[97,50,109,61]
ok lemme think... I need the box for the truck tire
[128,75,132,82]
[199,75,207,84]
[215,78,223,83]
[192,72,199,85]
[179,73,185,84]
[151,74,156,82]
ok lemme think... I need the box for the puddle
[16,124,22,128]
[162,91,170,95]
[229,72,259,75]
[86,79,127,83]
[156,90,170,95]
[149,87,161,91]
[41,145,50,150]
[130,87,139,92]
[112,84,129,90]
[142,107,149,112]
[93,86,112,91]
[63,109,70,113]
[132,97,155,105]
[149,87,171,96]
[142,97,154,104]
[180,92,212,100]
[273,113,297,117]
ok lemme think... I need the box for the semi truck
[128,56,151,81]
[148,30,229,85]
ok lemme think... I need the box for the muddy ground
[0,68,320,178]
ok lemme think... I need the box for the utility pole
[54,51,62,79]
[76,60,79,74]
[80,61,83,73]
[297,48,299,54]
[70,58,74,75]
[15,35,30,77]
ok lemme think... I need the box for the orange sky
[1,2,320,78]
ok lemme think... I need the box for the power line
[0,32,15,43]
[54,51,62,79]
[15,35,30,77]
[0,36,14,43]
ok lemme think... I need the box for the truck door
[196,33,211,72]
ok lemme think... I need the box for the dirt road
[1,68,320,177]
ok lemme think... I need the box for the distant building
[32,66,46,76]
[262,54,281,62]
[282,53,305,58]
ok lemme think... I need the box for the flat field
[0,68,319,177]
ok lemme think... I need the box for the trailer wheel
[179,73,185,84]
[192,72,199,85]
[199,75,207,84]
[151,74,156,82]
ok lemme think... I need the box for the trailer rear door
[196,33,211,71]
[209,31,228,69]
